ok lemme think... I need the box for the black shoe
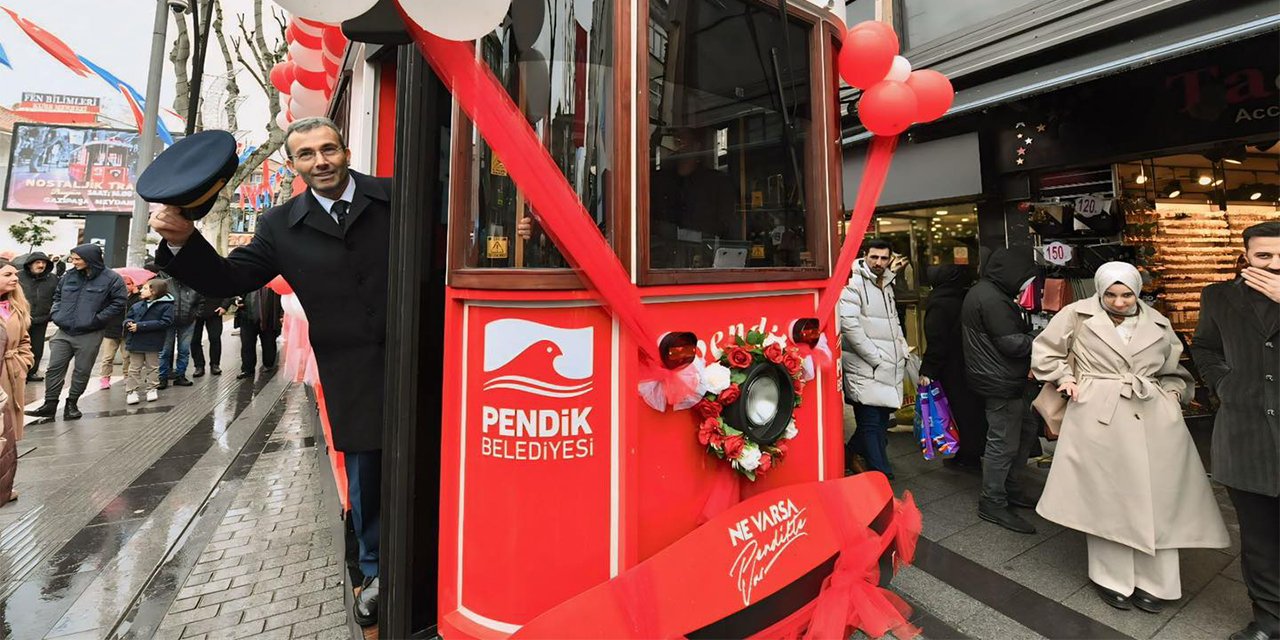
[64,401,83,421]
[1229,623,1270,640]
[173,377,193,387]
[26,374,44,382]
[157,379,169,390]
[353,576,379,627]
[192,367,205,378]
[1130,588,1165,614]
[25,402,56,418]
[236,371,252,380]
[1007,494,1040,509]
[1093,583,1133,610]
[978,500,1037,534]
[210,365,221,376]
[261,365,277,373]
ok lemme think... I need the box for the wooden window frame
[637,0,835,286]
[447,0,632,291]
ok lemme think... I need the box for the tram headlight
[724,361,795,445]
[659,331,698,370]
[790,317,821,347]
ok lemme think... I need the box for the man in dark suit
[1192,221,1280,640]
[149,117,390,627]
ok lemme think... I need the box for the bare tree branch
[212,0,239,132]
[169,11,192,116]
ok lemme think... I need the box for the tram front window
[648,0,813,270]
[467,0,615,269]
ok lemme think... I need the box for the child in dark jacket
[124,279,175,405]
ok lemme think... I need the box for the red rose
[772,439,789,458]
[758,452,774,474]
[698,418,723,447]
[718,384,741,405]
[763,343,784,363]
[726,347,754,369]
[695,399,722,420]
[781,352,803,374]
[793,378,805,395]
[723,435,745,459]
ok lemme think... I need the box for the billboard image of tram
[328,0,916,636]
[3,123,143,214]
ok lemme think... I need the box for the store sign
[460,306,613,627]
[18,92,101,113]
[1073,195,1109,218]
[1041,242,1074,266]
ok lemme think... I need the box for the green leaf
[730,371,748,384]
[722,424,743,436]
[745,330,765,346]
[734,335,747,346]
[741,469,757,481]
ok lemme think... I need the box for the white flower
[784,420,799,440]
[763,333,788,348]
[702,362,732,394]
[736,442,763,471]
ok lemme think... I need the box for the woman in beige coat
[1032,262,1227,613]
[0,260,33,506]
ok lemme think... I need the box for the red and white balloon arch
[269,14,348,130]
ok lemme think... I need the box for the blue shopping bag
[915,381,961,460]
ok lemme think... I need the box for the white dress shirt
[312,177,357,224]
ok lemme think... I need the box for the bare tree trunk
[169,11,191,117]
[213,0,240,133]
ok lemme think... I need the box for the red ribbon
[803,522,920,639]
[396,11,662,365]
[815,135,899,332]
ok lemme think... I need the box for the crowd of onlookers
[839,222,1278,639]
[0,244,284,511]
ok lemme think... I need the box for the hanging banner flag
[0,6,90,76]
[0,40,11,69]
[78,55,174,145]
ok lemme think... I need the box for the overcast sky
[0,0,280,143]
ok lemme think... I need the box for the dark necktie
[332,200,349,228]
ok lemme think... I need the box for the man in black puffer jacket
[26,244,127,420]
[157,274,204,388]
[961,247,1040,534]
[18,252,57,381]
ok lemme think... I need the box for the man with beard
[17,252,56,381]
[1192,221,1280,640]
[149,117,392,627]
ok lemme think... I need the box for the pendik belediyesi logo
[479,319,598,462]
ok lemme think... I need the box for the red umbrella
[115,267,157,285]
[1,7,92,77]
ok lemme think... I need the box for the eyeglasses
[292,145,344,162]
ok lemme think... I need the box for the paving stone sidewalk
[156,389,350,640]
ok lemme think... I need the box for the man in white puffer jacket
[839,238,909,478]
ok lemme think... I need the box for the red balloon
[850,20,900,55]
[267,276,293,296]
[322,26,347,56]
[270,62,293,94]
[322,53,340,78]
[286,22,323,49]
[858,80,918,136]
[838,27,897,90]
[905,69,954,122]
[282,63,297,92]
[295,64,328,91]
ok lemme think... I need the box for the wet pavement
[0,330,352,640]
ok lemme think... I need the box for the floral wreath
[694,330,806,480]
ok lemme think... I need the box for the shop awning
[843,2,1280,145]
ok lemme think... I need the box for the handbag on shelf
[1041,277,1074,312]
[1032,313,1082,439]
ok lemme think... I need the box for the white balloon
[291,18,326,37]
[290,81,328,114]
[886,55,912,83]
[275,110,291,130]
[272,0,376,24]
[289,41,325,71]
[281,294,306,320]
[401,0,512,42]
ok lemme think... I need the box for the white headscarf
[1094,261,1142,317]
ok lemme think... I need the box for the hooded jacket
[103,291,143,341]
[125,294,175,352]
[838,258,908,408]
[17,252,57,324]
[961,247,1038,398]
[50,244,128,336]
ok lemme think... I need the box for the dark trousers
[239,323,278,373]
[43,330,104,404]
[344,450,382,579]
[28,320,48,375]
[980,388,1038,506]
[849,403,894,476]
[1229,487,1280,636]
[190,316,223,368]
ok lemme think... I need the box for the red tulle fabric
[815,135,899,331]
[266,275,293,296]
[802,523,919,640]
[894,491,923,571]
[697,466,743,524]
[398,16,662,366]
[638,359,704,412]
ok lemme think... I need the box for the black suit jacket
[1191,279,1280,496]
[157,171,392,452]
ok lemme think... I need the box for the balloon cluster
[269,16,348,130]
[269,0,512,44]
[838,21,955,137]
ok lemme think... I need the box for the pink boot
[99,376,111,390]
